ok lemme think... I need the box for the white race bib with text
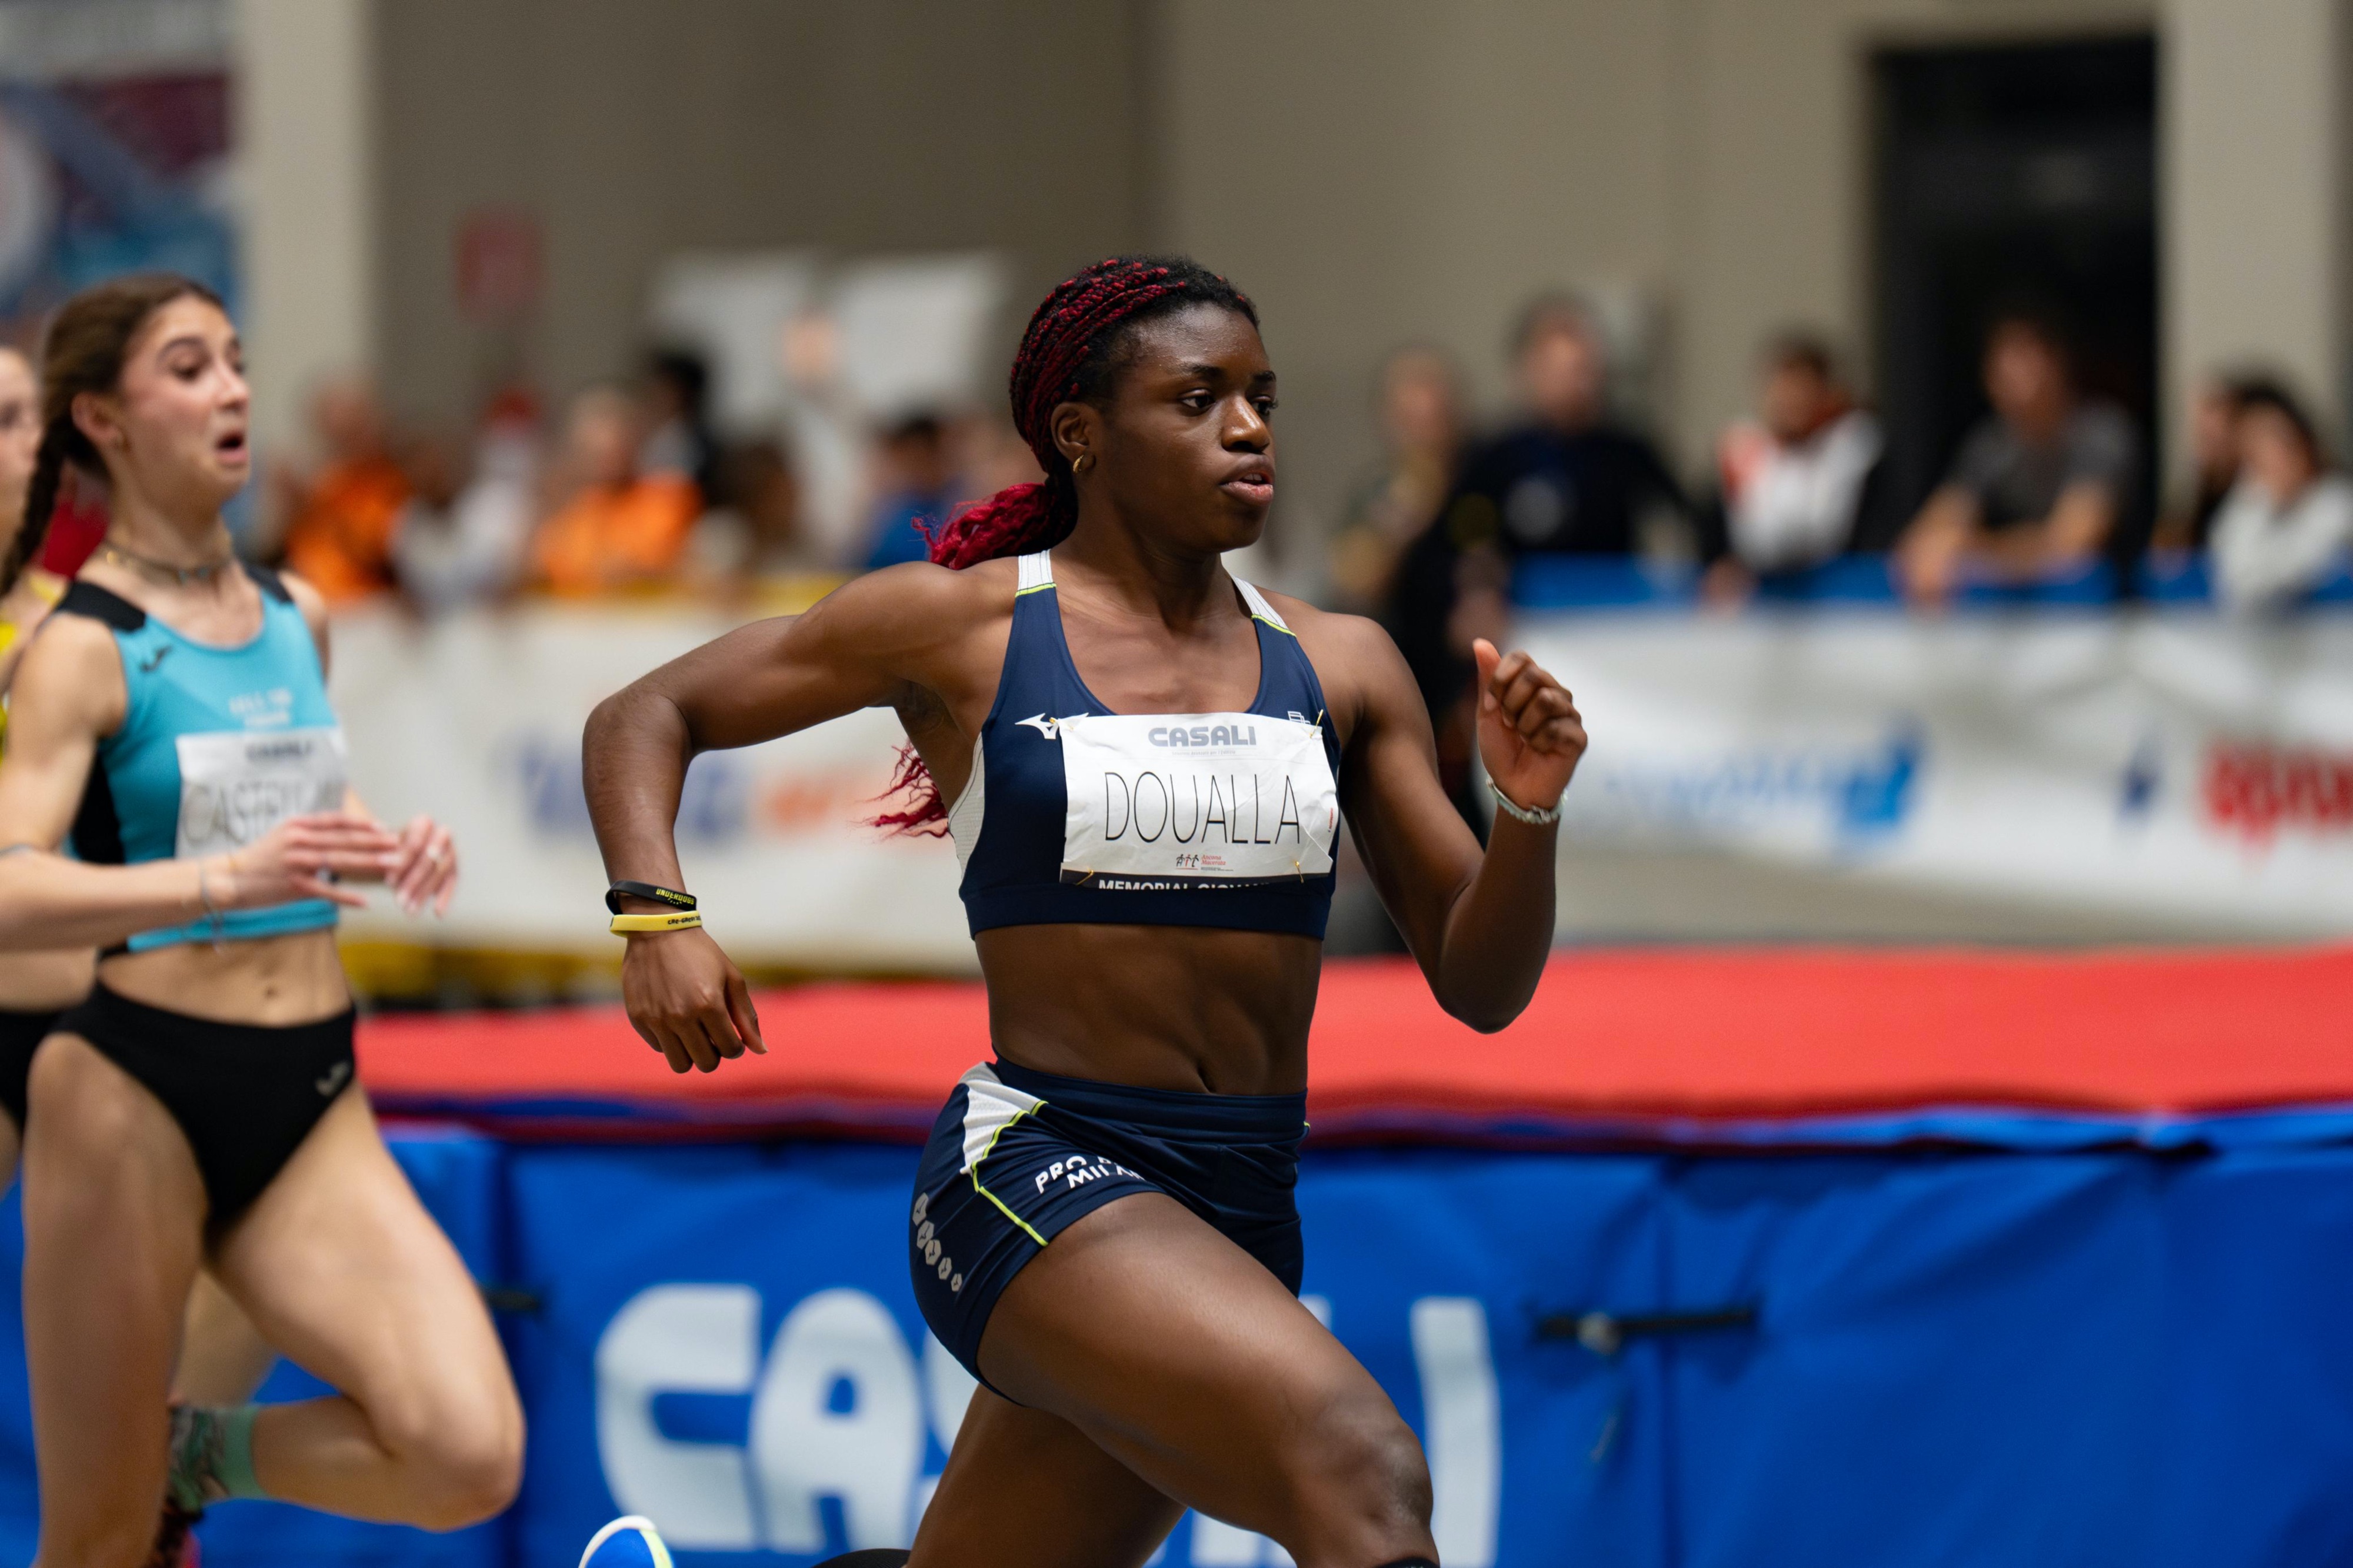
[1055,712,1338,890]
[174,725,349,858]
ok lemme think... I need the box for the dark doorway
[1868,34,2158,547]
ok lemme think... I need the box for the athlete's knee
[1291,1389,1432,1543]
[374,1379,524,1529]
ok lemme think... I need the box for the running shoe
[578,1515,672,1568]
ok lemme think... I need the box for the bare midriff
[99,928,350,1026]
[975,923,1322,1096]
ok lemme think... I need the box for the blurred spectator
[1442,295,1685,559]
[638,347,720,505]
[684,440,807,596]
[1327,346,1464,613]
[389,416,536,618]
[1894,307,2138,605]
[2152,375,2247,553]
[2208,379,2353,612]
[530,386,700,596]
[1386,297,1682,829]
[280,375,409,606]
[861,412,955,571]
[1700,333,1885,602]
[0,344,60,640]
[957,415,1045,500]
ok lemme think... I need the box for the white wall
[232,0,375,457]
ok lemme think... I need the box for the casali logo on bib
[1147,723,1257,749]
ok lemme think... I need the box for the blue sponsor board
[0,1129,2345,1564]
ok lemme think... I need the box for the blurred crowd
[1334,297,2353,618]
[251,297,2351,646]
[251,346,1041,618]
[1331,294,2353,820]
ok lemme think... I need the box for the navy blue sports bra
[951,552,1344,939]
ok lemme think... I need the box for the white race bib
[174,726,349,858]
[1056,712,1338,890]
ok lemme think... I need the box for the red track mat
[356,948,2353,1141]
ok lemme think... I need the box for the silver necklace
[99,539,238,588]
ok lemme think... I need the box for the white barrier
[328,602,2353,968]
[1525,609,2353,941]
[329,604,976,974]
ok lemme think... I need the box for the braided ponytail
[0,418,72,597]
[0,272,222,598]
[878,255,1260,833]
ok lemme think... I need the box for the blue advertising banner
[0,1129,2347,1565]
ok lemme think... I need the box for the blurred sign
[328,603,2353,969]
[455,207,543,321]
[0,69,236,323]
[0,0,229,82]
[329,603,978,974]
[1523,610,2353,941]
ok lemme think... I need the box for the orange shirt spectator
[284,456,408,603]
[530,386,699,596]
[532,474,700,595]
[281,377,408,606]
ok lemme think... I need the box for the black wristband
[605,880,697,915]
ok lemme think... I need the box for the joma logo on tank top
[1051,710,1338,890]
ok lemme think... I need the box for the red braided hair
[875,255,1258,833]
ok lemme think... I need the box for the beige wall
[1156,0,2158,557]
[234,0,375,456]
[371,0,1152,426]
[2163,0,2348,446]
[229,0,2346,560]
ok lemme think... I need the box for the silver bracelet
[196,856,229,950]
[1489,780,1563,827]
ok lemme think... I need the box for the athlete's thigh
[210,1091,514,1422]
[20,1035,208,1550]
[909,1385,1181,1568]
[976,1191,1402,1542]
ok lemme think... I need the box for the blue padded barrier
[0,1128,2347,1564]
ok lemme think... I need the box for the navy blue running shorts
[909,1058,1307,1390]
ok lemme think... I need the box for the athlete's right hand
[223,812,402,909]
[621,925,767,1074]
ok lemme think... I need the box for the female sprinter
[586,256,1585,1568]
[0,342,279,1464]
[0,275,522,1568]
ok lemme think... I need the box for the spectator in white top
[390,416,538,618]
[1702,333,1883,602]
[2208,378,2353,612]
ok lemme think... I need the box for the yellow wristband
[609,910,704,936]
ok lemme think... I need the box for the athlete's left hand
[1472,638,1587,817]
[385,814,459,916]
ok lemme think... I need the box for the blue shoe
[578,1516,672,1568]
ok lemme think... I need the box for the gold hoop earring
[1072,453,1092,475]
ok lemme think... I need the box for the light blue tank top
[58,566,345,951]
